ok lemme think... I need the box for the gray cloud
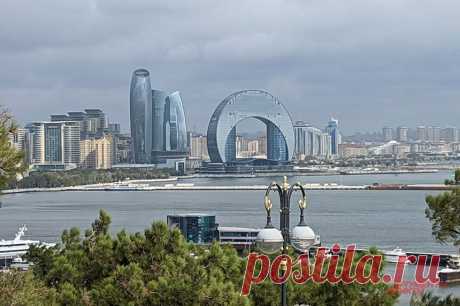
[1,0,460,134]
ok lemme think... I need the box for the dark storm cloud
[1,0,460,133]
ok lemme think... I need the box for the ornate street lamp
[255,176,316,306]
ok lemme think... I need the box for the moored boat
[383,247,412,264]
[0,225,55,268]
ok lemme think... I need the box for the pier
[309,246,455,267]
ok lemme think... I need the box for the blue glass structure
[164,91,188,152]
[151,89,167,152]
[44,123,62,162]
[325,118,340,156]
[207,90,295,163]
[130,68,188,165]
[130,69,152,163]
[167,214,217,244]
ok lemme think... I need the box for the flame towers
[130,68,188,166]
[130,69,152,163]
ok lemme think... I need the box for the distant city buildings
[189,133,209,160]
[24,121,80,171]
[416,126,427,142]
[294,121,331,160]
[441,127,459,143]
[325,118,341,156]
[342,124,460,159]
[9,107,127,171]
[339,144,368,158]
[382,127,393,142]
[396,126,408,142]
[130,68,188,169]
[113,133,132,164]
[80,134,113,169]
[51,109,106,137]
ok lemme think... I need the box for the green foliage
[27,210,249,306]
[23,211,401,305]
[410,292,460,306]
[425,189,460,246]
[0,109,25,189]
[7,167,173,189]
[444,169,460,185]
[0,270,57,305]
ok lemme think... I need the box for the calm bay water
[0,171,459,302]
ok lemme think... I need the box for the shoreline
[1,170,457,194]
[2,183,458,194]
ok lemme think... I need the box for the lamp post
[255,176,316,306]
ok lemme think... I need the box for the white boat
[0,225,55,261]
[383,247,411,263]
[9,256,30,270]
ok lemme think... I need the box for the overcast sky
[1,0,460,134]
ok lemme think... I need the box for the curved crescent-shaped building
[207,90,295,163]
[130,69,152,163]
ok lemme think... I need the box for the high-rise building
[382,127,393,142]
[258,135,267,156]
[9,128,27,152]
[190,134,209,160]
[108,123,121,135]
[294,121,331,160]
[26,123,45,164]
[247,140,259,156]
[167,214,217,244]
[80,135,113,169]
[432,126,441,143]
[63,122,81,165]
[441,127,458,143]
[416,126,426,142]
[151,90,167,154]
[130,68,188,166]
[115,134,132,164]
[84,109,106,133]
[26,121,80,168]
[396,126,408,142]
[325,118,341,156]
[51,109,106,137]
[163,91,188,153]
[130,69,152,163]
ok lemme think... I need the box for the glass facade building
[152,89,167,152]
[44,123,62,162]
[167,214,217,244]
[26,121,81,166]
[130,68,188,165]
[207,90,295,163]
[325,118,341,156]
[164,91,188,152]
[130,69,152,163]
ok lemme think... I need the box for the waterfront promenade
[2,183,458,194]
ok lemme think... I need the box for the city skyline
[2,1,460,134]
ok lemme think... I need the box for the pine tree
[0,108,25,189]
